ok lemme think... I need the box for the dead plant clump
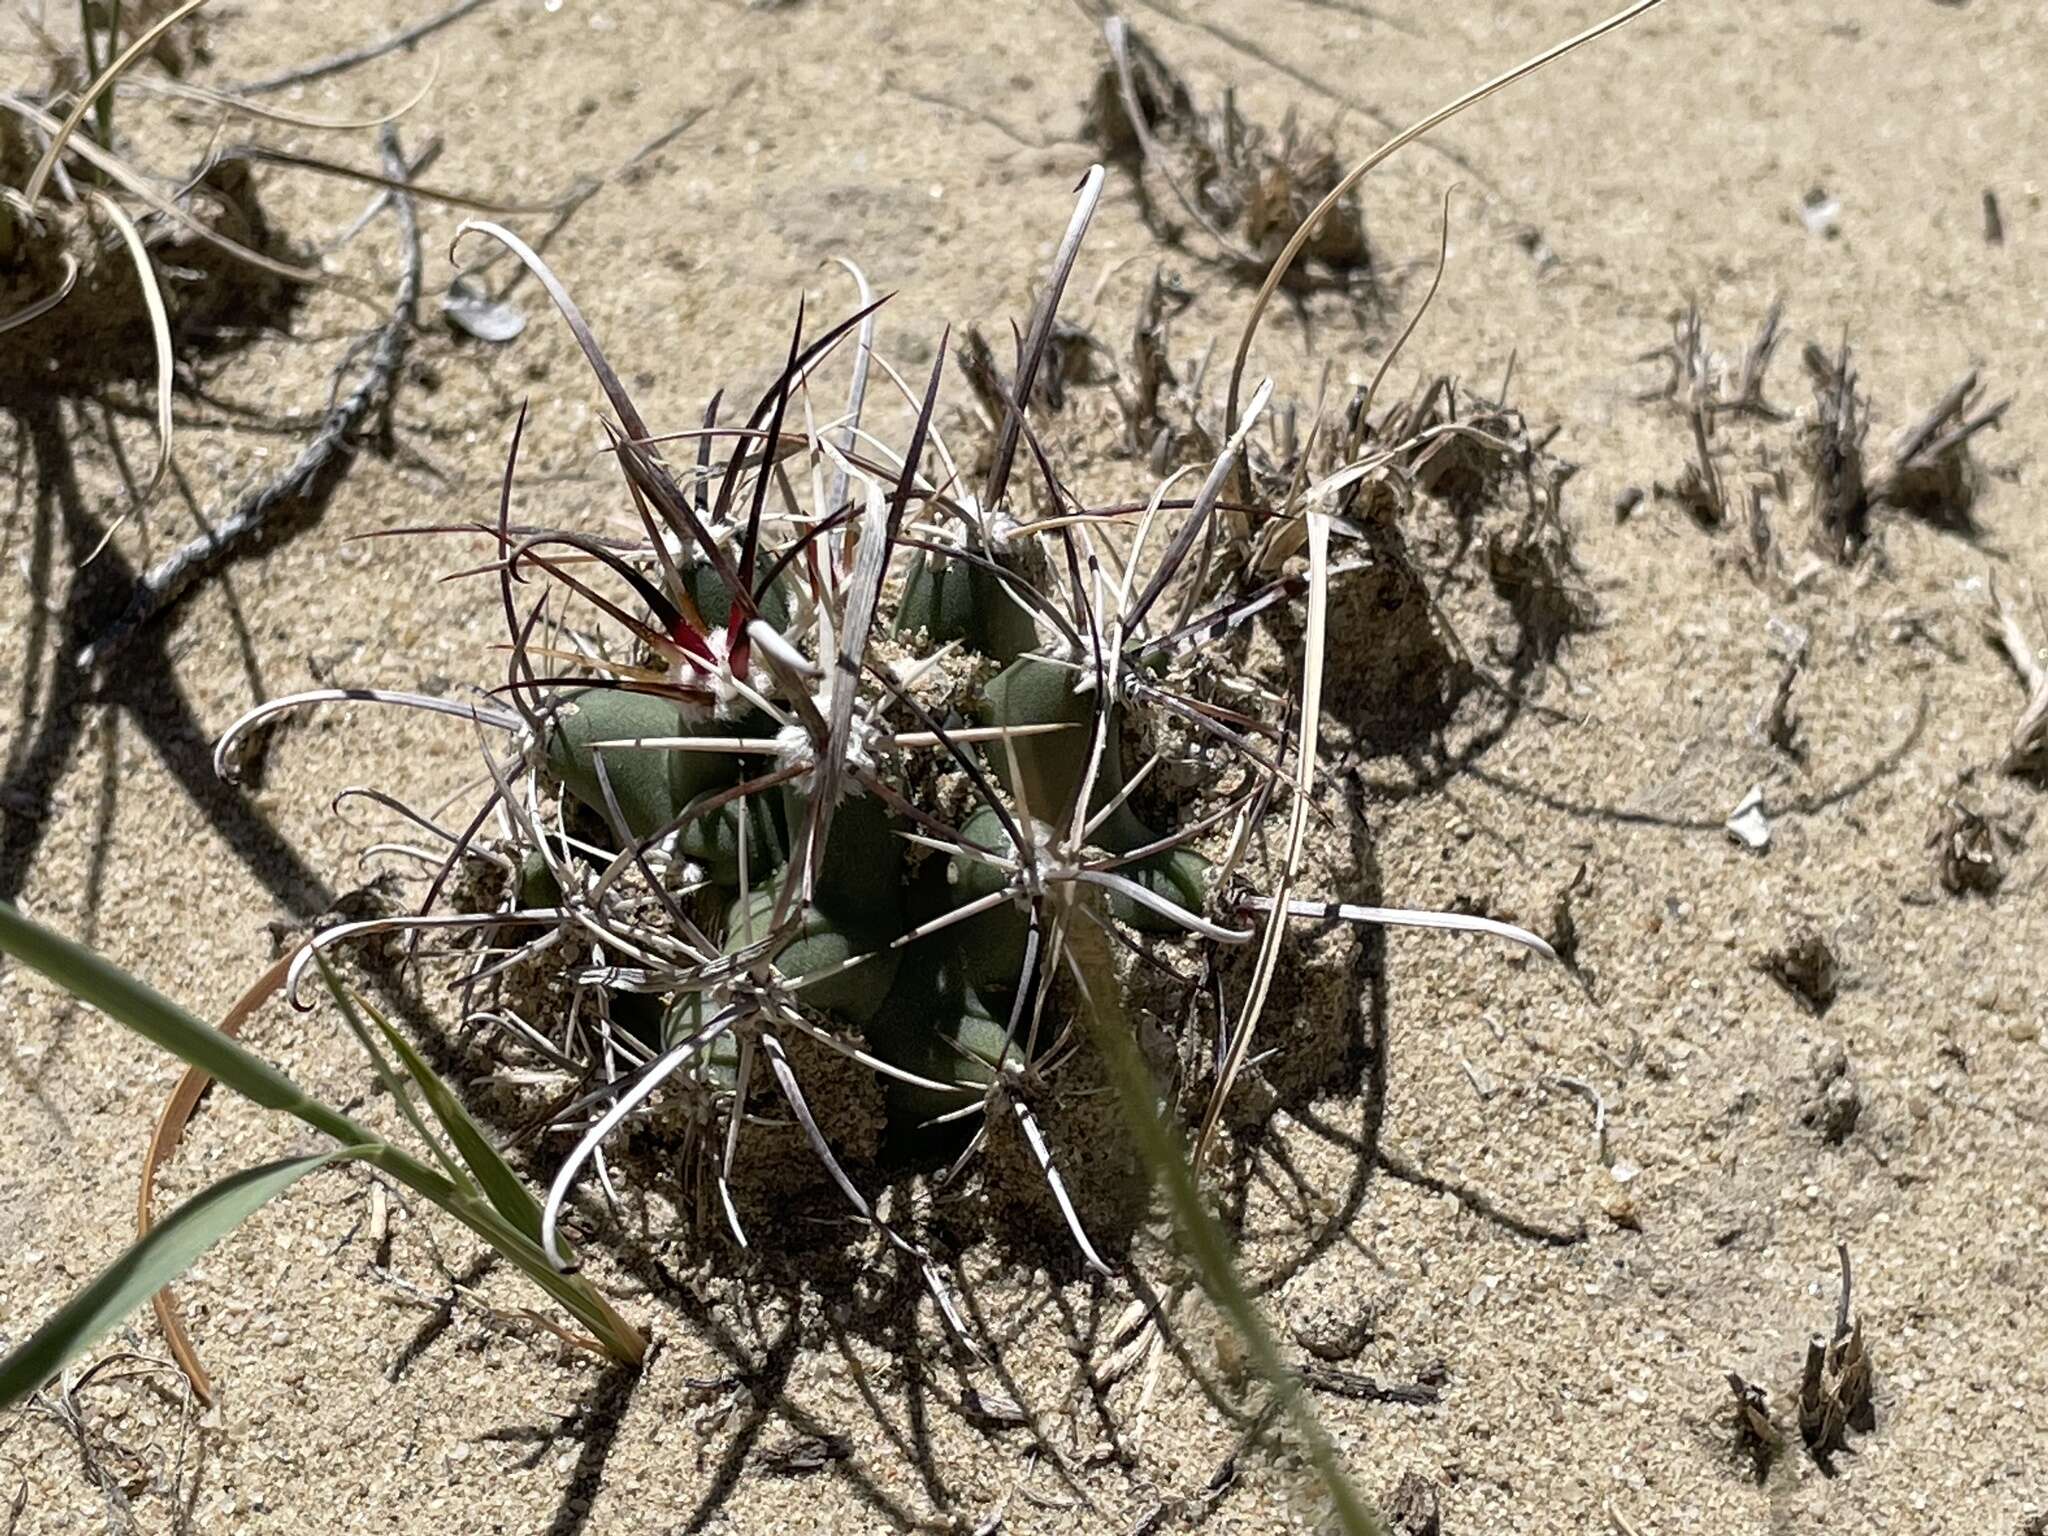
[1086,18,1377,301]
[0,13,308,409]
[0,125,300,404]
[1930,792,2020,897]
[1724,1246,1879,1482]
[1635,301,2009,578]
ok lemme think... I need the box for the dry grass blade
[0,252,78,334]
[1193,173,1463,1156]
[136,946,301,1407]
[21,0,217,207]
[78,128,422,669]
[82,191,173,538]
[1195,504,1328,1163]
[983,165,1105,517]
[1225,0,1671,427]
[124,60,442,131]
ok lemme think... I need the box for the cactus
[214,175,1559,1300]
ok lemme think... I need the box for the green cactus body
[947,805,1032,990]
[723,886,901,1023]
[862,938,1019,1128]
[517,847,563,909]
[680,789,790,888]
[897,549,1040,664]
[778,785,904,924]
[660,991,741,1089]
[680,561,792,635]
[656,879,900,1091]
[551,540,1206,1153]
[544,688,743,844]
[979,657,1209,933]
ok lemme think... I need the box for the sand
[3,0,2045,1531]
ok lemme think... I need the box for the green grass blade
[315,960,471,1190]
[351,987,551,1248]
[339,1141,641,1363]
[0,901,369,1146]
[1063,907,1386,1536]
[0,1149,371,1412]
[1,902,645,1368]
[433,1190,643,1364]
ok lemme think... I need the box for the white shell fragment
[440,277,528,342]
[1798,187,1841,238]
[1725,783,1771,851]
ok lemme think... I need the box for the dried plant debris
[1395,374,1537,515]
[1545,862,1589,975]
[1805,346,2013,558]
[1335,367,1596,685]
[1639,300,1789,423]
[1803,339,1872,563]
[1382,1471,1443,1536]
[1930,794,2017,896]
[1112,266,1205,459]
[1638,305,1778,531]
[1301,1365,1441,1406]
[1756,644,1805,758]
[1633,305,2006,568]
[1725,1371,1785,1483]
[1799,1040,1861,1144]
[1877,371,2010,533]
[1799,1246,1876,1472]
[1980,578,2048,779]
[1238,367,1597,751]
[1087,18,1376,297]
[1734,470,1798,588]
[1760,928,1839,1015]
[1664,427,1728,530]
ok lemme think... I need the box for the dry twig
[1804,339,1869,563]
[1981,578,2048,778]
[229,0,501,95]
[1876,370,2010,532]
[77,127,422,670]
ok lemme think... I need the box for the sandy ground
[4,0,2046,1531]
